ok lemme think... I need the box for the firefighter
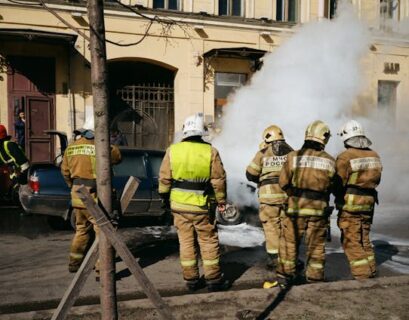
[61,117,121,274]
[0,124,29,187]
[277,120,335,287]
[158,113,228,292]
[335,120,382,279]
[246,125,293,289]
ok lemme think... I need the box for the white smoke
[213,3,371,207]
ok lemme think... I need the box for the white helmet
[338,120,365,142]
[74,113,95,139]
[182,113,206,139]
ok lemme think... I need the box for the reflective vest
[170,142,211,207]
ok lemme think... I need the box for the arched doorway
[108,60,176,150]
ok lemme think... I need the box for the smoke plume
[213,3,372,207]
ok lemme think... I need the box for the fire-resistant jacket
[246,141,293,205]
[0,138,29,182]
[61,136,121,208]
[279,147,336,216]
[158,139,226,213]
[335,148,382,213]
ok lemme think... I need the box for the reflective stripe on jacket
[336,148,382,213]
[280,148,335,216]
[62,139,97,209]
[246,143,291,205]
[0,140,29,171]
[169,141,211,208]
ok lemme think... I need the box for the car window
[150,155,163,177]
[113,154,147,178]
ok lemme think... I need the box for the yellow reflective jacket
[159,140,226,213]
[335,148,382,213]
[61,137,121,209]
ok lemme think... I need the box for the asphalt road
[0,203,408,315]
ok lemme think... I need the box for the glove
[159,193,170,210]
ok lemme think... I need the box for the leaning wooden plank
[77,186,175,320]
[51,239,99,320]
[120,176,140,215]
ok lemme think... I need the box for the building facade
[0,0,408,161]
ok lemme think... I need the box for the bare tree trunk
[87,1,118,319]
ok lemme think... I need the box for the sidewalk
[1,275,408,319]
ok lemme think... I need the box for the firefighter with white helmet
[159,113,229,292]
[335,120,382,279]
[246,125,293,288]
[277,120,336,287]
[61,115,121,275]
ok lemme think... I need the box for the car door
[112,149,151,214]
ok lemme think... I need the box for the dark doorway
[108,61,175,150]
[7,56,55,163]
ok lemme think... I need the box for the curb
[1,275,408,319]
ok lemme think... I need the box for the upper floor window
[380,0,399,20]
[276,0,299,22]
[324,0,337,19]
[219,0,242,16]
[153,0,180,10]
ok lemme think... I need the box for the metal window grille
[116,84,174,150]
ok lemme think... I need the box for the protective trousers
[278,215,327,282]
[173,211,221,282]
[69,208,99,272]
[259,204,284,256]
[338,211,376,279]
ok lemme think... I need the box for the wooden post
[77,186,175,320]
[87,0,118,318]
[51,239,99,320]
[120,177,140,214]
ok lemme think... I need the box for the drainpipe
[67,44,76,135]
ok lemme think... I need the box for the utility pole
[87,0,118,319]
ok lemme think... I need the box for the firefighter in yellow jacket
[159,113,228,292]
[246,125,293,289]
[61,117,121,273]
[277,120,335,287]
[0,124,29,187]
[335,120,382,279]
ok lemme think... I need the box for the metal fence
[116,84,174,150]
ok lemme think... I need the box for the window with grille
[218,0,242,16]
[276,0,299,22]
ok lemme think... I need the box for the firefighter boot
[263,254,279,288]
[185,278,200,292]
[266,253,279,269]
[206,276,230,292]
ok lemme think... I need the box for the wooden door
[26,96,54,163]
[7,56,55,163]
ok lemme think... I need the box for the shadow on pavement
[116,240,179,280]
[373,240,399,267]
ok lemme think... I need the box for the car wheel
[216,203,242,225]
[70,210,76,230]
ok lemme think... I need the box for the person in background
[14,110,26,150]
[110,127,128,146]
[335,120,382,279]
[158,112,229,292]
[246,125,293,289]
